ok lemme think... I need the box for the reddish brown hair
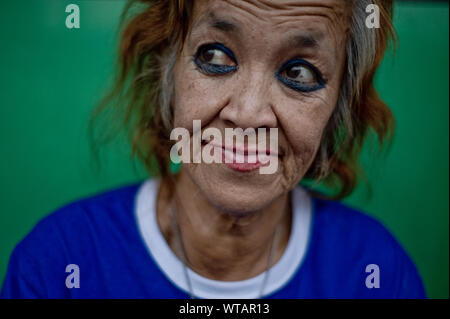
[91,0,397,199]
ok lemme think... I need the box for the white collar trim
[135,179,312,299]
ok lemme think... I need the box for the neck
[156,171,292,281]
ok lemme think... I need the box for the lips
[206,141,279,172]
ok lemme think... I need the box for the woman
[1,0,426,298]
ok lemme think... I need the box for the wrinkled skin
[157,0,350,281]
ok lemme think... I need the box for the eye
[194,43,238,75]
[284,65,315,84]
[276,59,326,92]
[200,47,234,66]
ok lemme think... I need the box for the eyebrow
[194,11,241,35]
[289,34,321,49]
[210,17,239,33]
[194,12,323,50]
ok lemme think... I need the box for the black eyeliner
[193,43,238,75]
[276,58,327,92]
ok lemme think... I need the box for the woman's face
[173,0,349,213]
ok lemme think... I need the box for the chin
[185,162,287,215]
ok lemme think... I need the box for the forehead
[190,0,351,41]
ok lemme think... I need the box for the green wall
[0,1,448,298]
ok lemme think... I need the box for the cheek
[280,98,334,148]
[172,57,229,131]
[287,112,328,157]
[275,91,337,178]
[172,72,202,130]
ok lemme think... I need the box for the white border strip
[135,179,312,299]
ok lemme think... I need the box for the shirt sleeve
[1,243,47,299]
[393,244,427,299]
[1,215,69,299]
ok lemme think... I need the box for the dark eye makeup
[193,42,326,92]
[193,43,238,75]
[275,59,327,93]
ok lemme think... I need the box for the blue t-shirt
[0,180,426,299]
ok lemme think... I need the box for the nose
[219,67,277,130]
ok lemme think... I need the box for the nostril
[223,119,235,128]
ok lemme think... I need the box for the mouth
[204,141,280,173]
